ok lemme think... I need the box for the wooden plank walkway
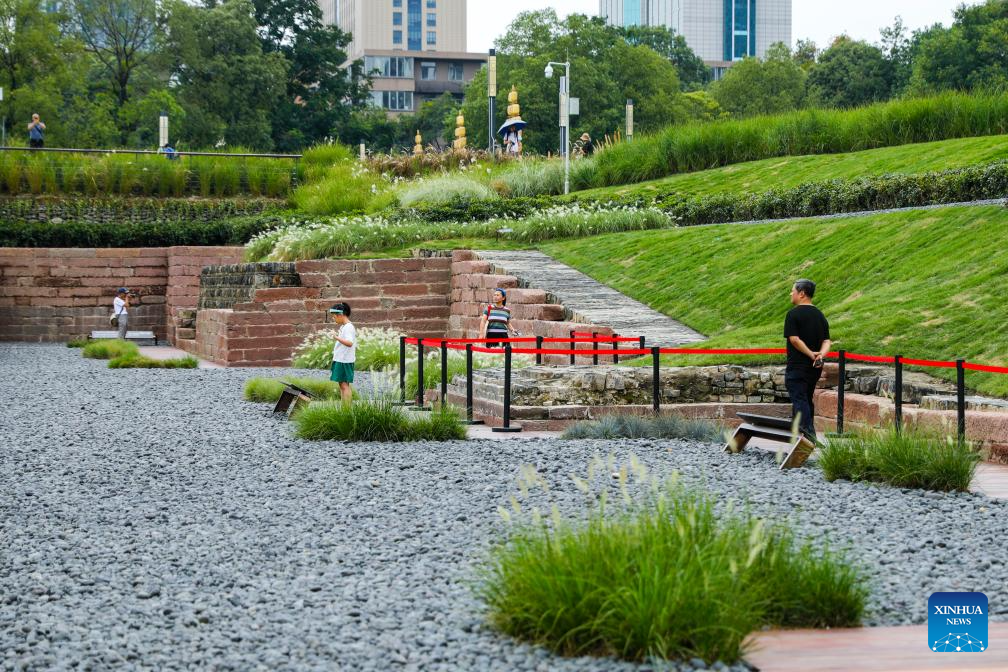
[746,622,1008,671]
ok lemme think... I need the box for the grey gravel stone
[2,343,1007,671]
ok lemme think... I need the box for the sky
[467,0,966,54]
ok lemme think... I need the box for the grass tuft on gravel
[292,398,466,441]
[242,377,345,403]
[66,337,88,348]
[107,355,199,369]
[561,413,724,441]
[81,339,139,360]
[818,427,980,492]
[479,475,866,665]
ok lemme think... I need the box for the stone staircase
[475,250,704,347]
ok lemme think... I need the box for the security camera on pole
[544,60,571,195]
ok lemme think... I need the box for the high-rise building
[323,0,485,116]
[599,0,791,74]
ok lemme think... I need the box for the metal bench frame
[273,382,315,416]
[723,412,816,469]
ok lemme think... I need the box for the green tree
[878,16,913,95]
[909,0,1008,94]
[619,25,710,90]
[251,0,372,151]
[0,0,63,91]
[710,43,807,118]
[792,39,818,71]
[162,0,288,149]
[70,0,156,105]
[808,37,892,109]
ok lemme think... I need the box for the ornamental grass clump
[818,427,980,492]
[108,355,198,369]
[292,398,465,441]
[242,376,343,403]
[562,413,724,441]
[397,175,498,207]
[479,462,866,665]
[82,339,139,360]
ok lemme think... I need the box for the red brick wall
[0,246,242,343]
[178,257,453,367]
[165,246,244,344]
[447,250,612,364]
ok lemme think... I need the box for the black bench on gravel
[723,411,816,470]
[273,383,315,416]
[89,330,157,346]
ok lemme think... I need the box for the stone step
[474,250,705,347]
[919,394,1008,412]
[175,327,196,340]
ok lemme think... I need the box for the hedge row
[0,215,286,248]
[0,197,281,225]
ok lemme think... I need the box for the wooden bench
[273,382,315,416]
[89,330,157,345]
[723,411,816,469]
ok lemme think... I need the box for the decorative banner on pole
[558,76,569,128]
[626,99,634,141]
[487,49,497,97]
[159,112,169,147]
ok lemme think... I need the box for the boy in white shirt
[328,302,356,404]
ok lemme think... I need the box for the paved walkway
[475,250,705,347]
[745,622,1008,671]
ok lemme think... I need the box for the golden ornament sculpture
[452,112,466,150]
[506,85,520,119]
[413,130,423,156]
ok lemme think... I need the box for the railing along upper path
[475,250,705,347]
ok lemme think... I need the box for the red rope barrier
[964,362,1008,374]
[903,357,958,369]
[843,353,896,364]
[658,348,787,355]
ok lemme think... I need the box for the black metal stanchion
[837,350,846,434]
[612,333,620,364]
[569,330,575,365]
[592,332,599,366]
[894,354,903,432]
[398,336,406,404]
[463,344,483,425]
[651,346,660,415]
[956,359,966,444]
[492,344,522,432]
[415,340,429,410]
[639,336,646,350]
[535,336,543,365]
[440,340,448,408]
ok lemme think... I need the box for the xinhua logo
[929,592,988,653]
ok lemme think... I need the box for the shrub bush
[291,327,405,370]
[242,376,344,403]
[82,339,139,360]
[818,427,980,492]
[479,473,866,664]
[561,414,724,441]
[397,175,498,207]
[388,196,549,225]
[108,354,198,369]
[292,398,465,441]
[0,214,287,248]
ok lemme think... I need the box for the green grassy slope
[542,205,1008,396]
[572,135,1008,201]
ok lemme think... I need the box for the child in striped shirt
[479,288,518,347]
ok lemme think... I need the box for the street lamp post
[544,60,570,195]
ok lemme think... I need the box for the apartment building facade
[323,0,484,115]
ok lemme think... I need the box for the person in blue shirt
[28,114,45,148]
[159,142,179,160]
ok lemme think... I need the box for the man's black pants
[785,367,823,437]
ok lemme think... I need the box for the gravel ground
[2,343,1007,672]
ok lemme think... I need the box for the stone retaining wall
[198,263,300,310]
[177,257,453,366]
[0,246,243,343]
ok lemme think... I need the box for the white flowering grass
[398,175,498,207]
[292,327,406,370]
[244,204,675,262]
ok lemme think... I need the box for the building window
[426,0,435,6]
[448,63,464,81]
[724,0,755,61]
[427,12,436,26]
[426,30,436,45]
[408,0,421,50]
[393,0,401,6]
[376,91,412,111]
[393,11,402,25]
[393,30,402,45]
[365,56,414,78]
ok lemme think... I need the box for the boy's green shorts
[330,361,355,383]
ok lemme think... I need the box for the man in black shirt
[784,278,831,441]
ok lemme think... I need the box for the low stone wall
[198,262,300,309]
[178,257,453,366]
[0,246,243,343]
